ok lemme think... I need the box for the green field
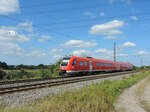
[1,70,150,112]
[0,69,59,81]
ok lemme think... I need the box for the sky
[0,0,150,66]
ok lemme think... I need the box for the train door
[116,63,120,70]
[89,61,93,72]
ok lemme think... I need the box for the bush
[0,70,7,80]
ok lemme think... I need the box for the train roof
[70,56,132,65]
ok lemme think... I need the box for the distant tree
[38,64,45,69]
[0,61,8,69]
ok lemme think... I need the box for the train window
[80,61,83,66]
[106,63,108,67]
[61,59,69,66]
[102,63,104,66]
[103,63,106,66]
[85,62,88,66]
[96,63,99,66]
[72,60,76,65]
[100,63,102,66]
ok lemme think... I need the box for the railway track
[0,71,140,95]
[0,76,66,85]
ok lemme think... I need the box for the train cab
[59,57,77,75]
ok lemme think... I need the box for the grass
[140,100,150,112]
[136,75,150,97]
[1,69,59,81]
[0,70,150,112]
[135,75,150,112]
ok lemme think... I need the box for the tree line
[0,61,53,70]
[0,60,61,80]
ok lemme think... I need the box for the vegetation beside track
[0,70,150,112]
[0,61,61,80]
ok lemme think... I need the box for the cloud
[38,35,53,42]
[26,50,46,57]
[84,11,96,18]
[89,20,124,35]
[72,49,91,57]
[136,51,149,55]
[0,29,33,43]
[96,48,112,54]
[95,48,114,60]
[0,22,35,43]
[0,0,20,15]
[63,40,97,48]
[117,53,128,57]
[104,35,119,39]
[130,16,138,21]
[0,41,47,57]
[51,48,64,53]
[0,42,24,56]
[17,22,33,32]
[122,42,136,47]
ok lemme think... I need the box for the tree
[0,61,8,69]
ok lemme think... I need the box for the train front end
[59,57,73,75]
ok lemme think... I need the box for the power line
[114,41,116,62]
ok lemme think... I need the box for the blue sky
[0,0,150,66]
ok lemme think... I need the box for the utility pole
[114,41,116,62]
[140,57,143,67]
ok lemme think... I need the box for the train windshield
[61,58,70,66]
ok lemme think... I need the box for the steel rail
[0,71,139,95]
[0,70,136,85]
[0,76,68,85]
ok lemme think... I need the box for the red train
[59,56,133,75]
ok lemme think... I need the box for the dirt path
[115,76,150,112]
[138,77,150,112]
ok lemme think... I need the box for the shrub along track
[0,71,139,95]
